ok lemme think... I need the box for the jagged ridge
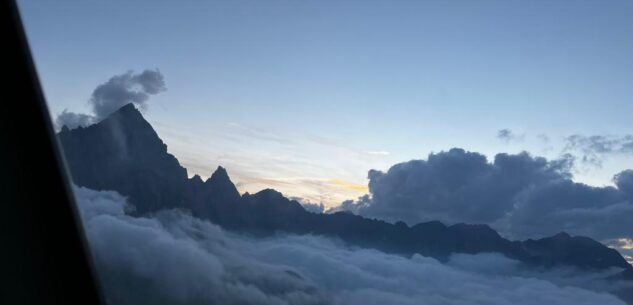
[57,104,632,271]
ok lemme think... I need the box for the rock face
[58,104,632,271]
[58,104,188,214]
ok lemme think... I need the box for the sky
[18,0,633,208]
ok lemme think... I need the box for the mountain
[58,104,189,214]
[58,104,632,272]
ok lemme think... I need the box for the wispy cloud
[564,134,633,167]
[607,238,633,250]
[152,121,386,207]
[225,122,295,145]
[234,176,368,207]
[327,179,369,192]
[365,151,390,156]
[497,128,525,143]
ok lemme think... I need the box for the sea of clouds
[74,186,630,305]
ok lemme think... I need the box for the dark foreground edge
[0,1,103,304]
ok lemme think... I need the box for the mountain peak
[116,103,141,115]
[553,232,572,240]
[57,102,188,214]
[190,174,203,184]
[201,166,241,204]
[102,103,145,125]
[210,166,228,179]
[206,166,233,186]
[253,188,284,198]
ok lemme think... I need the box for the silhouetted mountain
[58,104,188,214]
[58,104,632,272]
[185,166,243,226]
[522,232,629,269]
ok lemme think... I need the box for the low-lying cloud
[56,69,165,130]
[337,148,633,243]
[75,186,629,305]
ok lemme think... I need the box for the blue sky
[19,0,633,207]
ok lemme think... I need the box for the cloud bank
[56,69,165,130]
[337,148,633,243]
[75,186,629,305]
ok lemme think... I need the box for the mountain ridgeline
[58,104,632,271]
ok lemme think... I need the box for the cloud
[344,148,572,225]
[55,109,95,130]
[74,186,629,305]
[497,129,524,143]
[537,134,551,143]
[564,134,633,167]
[615,170,633,199]
[327,194,371,214]
[328,179,368,193]
[336,148,633,243]
[90,69,166,119]
[55,69,165,130]
[290,196,325,214]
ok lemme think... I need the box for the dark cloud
[338,148,633,242]
[55,69,165,130]
[564,134,633,167]
[346,148,571,225]
[74,186,629,305]
[327,194,371,214]
[615,170,633,200]
[505,180,633,240]
[497,129,524,143]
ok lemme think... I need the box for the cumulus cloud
[564,134,633,167]
[327,194,371,214]
[343,148,572,225]
[74,186,630,305]
[90,69,165,119]
[337,148,633,243]
[497,129,524,143]
[55,69,165,130]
